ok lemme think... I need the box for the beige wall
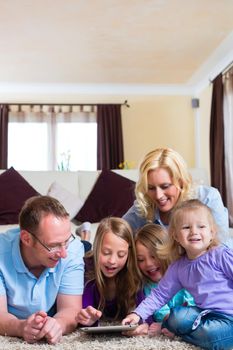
[122,95,195,168]
[198,85,213,181]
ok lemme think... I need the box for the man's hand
[21,311,47,343]
[21,311,63,344]
[36,316,63,344]
[76,306,102,326]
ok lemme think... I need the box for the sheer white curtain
[8,105,97,171]
[223,68,233,226]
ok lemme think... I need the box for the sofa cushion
[0,167,39,224]
[75,169,135,223]
[47,181,83,219]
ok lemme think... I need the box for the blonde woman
[123,147,229,245]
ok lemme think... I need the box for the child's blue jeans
[163,306,233,350]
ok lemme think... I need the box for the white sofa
[0,168,210,243]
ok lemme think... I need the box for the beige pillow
[47,181,83,219]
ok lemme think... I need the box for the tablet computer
[80,324,138,334]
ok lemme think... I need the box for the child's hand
[122,322,148,336]
[76,306,102,326]
[122,313,140,325]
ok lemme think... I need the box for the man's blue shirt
[0,228,84,319]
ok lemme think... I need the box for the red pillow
[75,170,135,223]
[0,167,39,224]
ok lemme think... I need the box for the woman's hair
[135,148,192,220]
[159,199,220,262]
[135,224,170,285]
[19,195,69,235]
[85,217,141,319]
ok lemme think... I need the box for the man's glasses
[29,231,76,254]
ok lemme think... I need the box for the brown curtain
[209,74,227,205]
[0,104,9,169]
[223,68,233,227]
[97,104,124,170]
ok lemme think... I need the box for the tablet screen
[80,324,138,334]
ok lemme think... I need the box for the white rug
[0,330,201,350]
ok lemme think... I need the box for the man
[0,196,84,344]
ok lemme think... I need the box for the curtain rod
[4,100,130,108]
[209,60,233,83]
[222,61,233,75]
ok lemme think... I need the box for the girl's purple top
[83,279,146,320]
[83,255,152,323]
[135,246,233,321]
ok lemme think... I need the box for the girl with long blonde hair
[77,217,143,326]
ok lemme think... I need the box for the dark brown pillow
[75,170,135,223]
[0,167,39,224]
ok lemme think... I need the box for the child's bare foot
[80,230,91,241]
[148,322,162,337]
[161,327,175,339]
[76,222,91,241]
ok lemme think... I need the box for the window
[8,105,97,171]
[8,122,48,170]
[56,122,97,171]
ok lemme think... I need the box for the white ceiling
[1,0,233,95]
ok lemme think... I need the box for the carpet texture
[0,330,201,350]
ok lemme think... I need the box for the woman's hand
[76,306,102,326]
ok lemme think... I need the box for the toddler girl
[123,199,233,350]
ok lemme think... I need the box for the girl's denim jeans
[163,306,233,350]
